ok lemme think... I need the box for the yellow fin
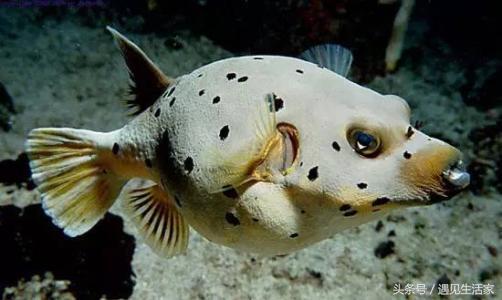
[25,128,126,237]
[205,93,280,193]
[122,181,189,257]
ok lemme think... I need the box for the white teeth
[443,163,470,188]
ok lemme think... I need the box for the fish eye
[348,129,381,157]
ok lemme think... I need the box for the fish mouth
[392,160,470,207]
[427,159,470,204]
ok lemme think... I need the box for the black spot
[289,233,299,238]
[197,74,203,78]
[406,126,414,138]
[274,97,284,111]
[161,89,169,98]
[237,76,248,82]
[222,187,239,199]
[174,196,182,207]
[375,220,384,232]
[300,210,306,214]
[343,210,357,217]
[374,240,395,258]
[253,57,264,60]
[357,182,368,189]
[184,157,194,173]
[212,96,221,104]
[154,108,161,117]
[198,89,205,96]
[339,204,351,211]
[252,218,259,222]
[296,69,304,74]
[388,230,396,237]
[403,151,412,159]
[372,197,390,206]
[332,141,340,151]
[307,166,319,181]
[299,162,304,167]
[145,159,152,168]
[169,97,176,107]
[167,86,176,97]
[112,143,119,155]
[226,73,236,80]
[225,212,240,226]
[219,125,230,140]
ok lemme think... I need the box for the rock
[0,153,34,190]
[0,204,136,299]
[479,266,499,282]
[0,82,15,131]
[374,240,395,258]
[2,272,75,300]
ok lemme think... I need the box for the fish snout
[399,138,470,205]
[428,159,470,204]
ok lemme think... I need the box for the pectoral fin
[206,94,300,193]
[122,181,189,257]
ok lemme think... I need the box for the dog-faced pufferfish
[25,27,470,257]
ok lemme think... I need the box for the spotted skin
[110,55,464,256]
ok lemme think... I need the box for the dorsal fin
[107,26,172,115]
[299,44,353,78]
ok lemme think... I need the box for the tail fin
[26,128,126,237]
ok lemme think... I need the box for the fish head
[311,93,470,214]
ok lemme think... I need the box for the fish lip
[426,160,470,205]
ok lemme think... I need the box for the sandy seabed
[0,8,500,300]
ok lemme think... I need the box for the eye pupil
[348,129,381,157]
[356,132,373,147]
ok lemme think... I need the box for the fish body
[25,28,469,257]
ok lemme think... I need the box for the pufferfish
[25,27,470,257]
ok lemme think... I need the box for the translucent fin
[107,26,172,115]
[25,128,126,237]
[206,93,279,193]
[299,44,353,77]
[122,181,189,257]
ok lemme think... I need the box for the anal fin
[122,181,189,257]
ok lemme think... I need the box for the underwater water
[0,1,500,299]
